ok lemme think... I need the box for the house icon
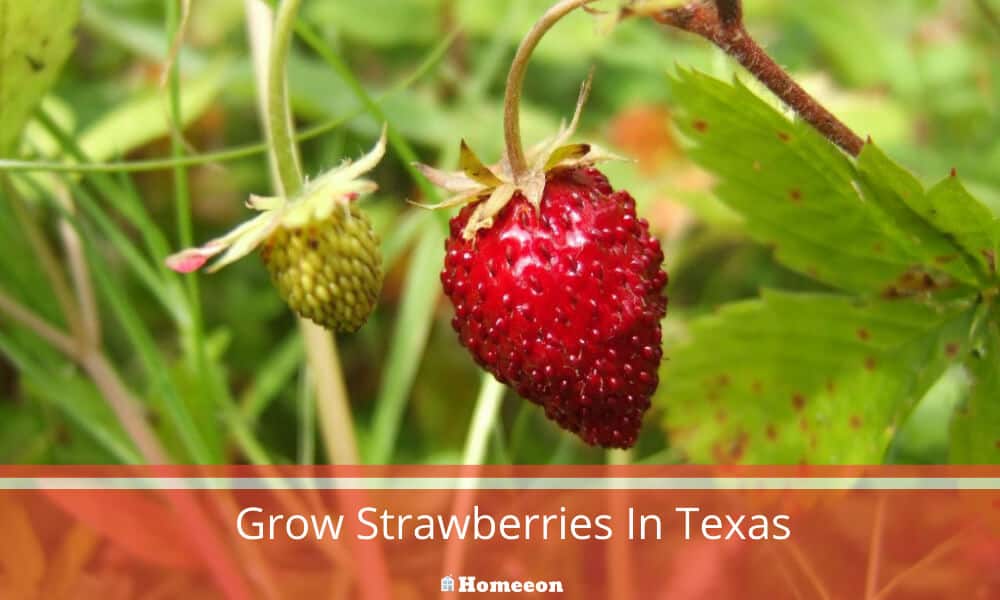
[441,575,455,592]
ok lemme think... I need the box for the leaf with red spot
[659,290,974,463]
[854,144,983,288]
[663,69,1000,465]
[670,69,989,295]
[921,175,998,278]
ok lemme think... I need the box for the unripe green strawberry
[260,206,382,332]
[166,131,388,332]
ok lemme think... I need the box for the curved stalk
[503,0,597,180]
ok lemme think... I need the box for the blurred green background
[0,0,996,465]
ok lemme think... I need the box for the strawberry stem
[267,0,305,196]
[503,0,598,180]
[251,0,363,466]
[631,0,865,157]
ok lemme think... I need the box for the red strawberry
[440,166,667,448]
[417,71,669,448]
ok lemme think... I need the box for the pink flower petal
[165,246,223,273]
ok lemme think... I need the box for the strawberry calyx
[166,127,387,274]
[414,76,624,240]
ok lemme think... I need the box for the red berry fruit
[440,167,667,448]
[418,76,668,448]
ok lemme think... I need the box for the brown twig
[632,0,865,157]
[714,0,741,25]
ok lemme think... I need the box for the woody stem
[633,0,864,156]
[503,0,598,180]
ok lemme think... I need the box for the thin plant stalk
[503,0,598,179]
[1,174,168,462]
[245,0,360,465]
[461,375,506,465]
[864,494,888,600]
[166,0,228,465]
[265,0,305,193]
[607,448,635,600]
[246,4,394,597]
[870,528,970,600]
[299,321,358,463]
[277,9,442,201]
[438,375,506,600]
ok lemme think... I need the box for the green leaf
[921,174,999,278]
[0,0,79,155]
[856,144,984,287]
[659,290,975,463]
[669,69,984,296]
[951,316,1000,464]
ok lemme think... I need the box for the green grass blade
[240,332,304,423]
[82,235,215,463]
[367,222,444,463]
[114,171,176,271]
[0,334,142,464]
[382,209,432,272]
[0,22,454,174]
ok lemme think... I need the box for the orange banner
[0,466,997,599]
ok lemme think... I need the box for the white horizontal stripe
[0,477,997,490]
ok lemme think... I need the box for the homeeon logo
[440,575,565,594]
